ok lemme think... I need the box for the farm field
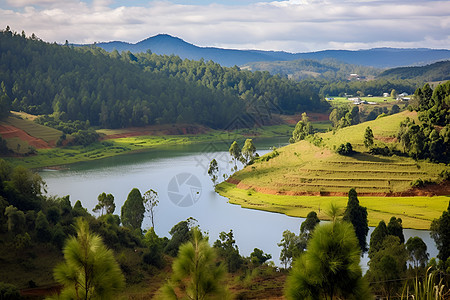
[217,111,450,229]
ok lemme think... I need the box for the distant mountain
[242,58,381,81]
[377,60,450,81]
[89,34,450,68]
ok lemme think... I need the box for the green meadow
[216,182,449,229]
[218,111,450,229]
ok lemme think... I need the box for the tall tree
[121,188,144,231]
[207,159,219,187]
[278,230,303,269]
[366,236,408,299]
[343,188,369,253]
[369,220,388,258]
[229,141,241,170]
[364,126,374,149]
[52,218,124,300]
[93,192,115,215]
[387,216,405,244]
[430,201,450,262]
[405,236,428,269]
[213,229,242,273]
[241,138,256,164]
[289,112,313,143]
[285,204,371,300]
[162,228,228,299]
[299,211,320,249]
[143,189,159,229]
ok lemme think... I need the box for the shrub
[336,142,353,155]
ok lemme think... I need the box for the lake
[39,138,438,269]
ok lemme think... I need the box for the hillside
[377,60,450,81]
[242,58,381,81]
[0,29,327,131]
[90,34,450,68]
[217,111,450,229]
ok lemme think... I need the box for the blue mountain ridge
[88,34,450,68]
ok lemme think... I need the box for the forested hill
[91,34,450,68]
[242,58,381,81]
[0,29,327,129]
[377,60,450,81]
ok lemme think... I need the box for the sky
[0,0,449,52]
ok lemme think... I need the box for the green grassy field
[2,123,295,168]
[216,182,449,229]
[218,111,450,229]
[5,116,62,143]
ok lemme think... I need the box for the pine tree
[51,218,124,300]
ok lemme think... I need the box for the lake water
[39,138,438,269]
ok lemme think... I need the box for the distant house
[383,93,390,97]
[398,92,409,97]
[348,97,361,102]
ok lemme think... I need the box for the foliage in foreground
[285,204,372,299]
[161,228,229,299]
[49,218,125,300]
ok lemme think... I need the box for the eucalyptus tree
[241,138,256,164]
[143,189,159,229]
[207,159,219,187]
[93,192,115,216]
[229,141,241,171]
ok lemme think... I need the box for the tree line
[0,27,329,131]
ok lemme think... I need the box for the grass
[218,111,450,229]
[2,124,294,169]
[5,116,62,143]
[216,182,449,230]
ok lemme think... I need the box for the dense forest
[378,60,450,81]
[0,28,328,130]
[243,58,381,81]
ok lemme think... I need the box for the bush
[336,142,353,155]
[0,282,21,300]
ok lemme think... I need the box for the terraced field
[217,111,450,229]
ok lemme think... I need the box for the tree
[142,227,164,268]
[391,89,398,99]
[241,138,256,164]
[285,204,371,300]
[405,236,428,269]
[430,201,450,262]
[278,230,302,269]
[52,218,124,300]
[35,211,51,242]
[229,141,241,170]
[343,188,369,253]
[164,217,197,257]
[290,112,313,143]
[143,189,158,229]
[213,229,243,272]
[207,159,219,187]
[366,236,408,299]
[336,142,353,155]
[4,205,25,234]
[162,228,228,299]
[369,220,388,258]
[93,192,115,216]
[121,188,144,231]
[250,248,272,266]
[299,211,320,248]
[364,126,374,149]
[387,216,404,244]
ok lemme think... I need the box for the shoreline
[216,181,449,230]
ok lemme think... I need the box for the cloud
[0,0,448,52]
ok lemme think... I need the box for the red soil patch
[375,135,397,143]
[0,124,50,149]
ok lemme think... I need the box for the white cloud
[0,0,448,52]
